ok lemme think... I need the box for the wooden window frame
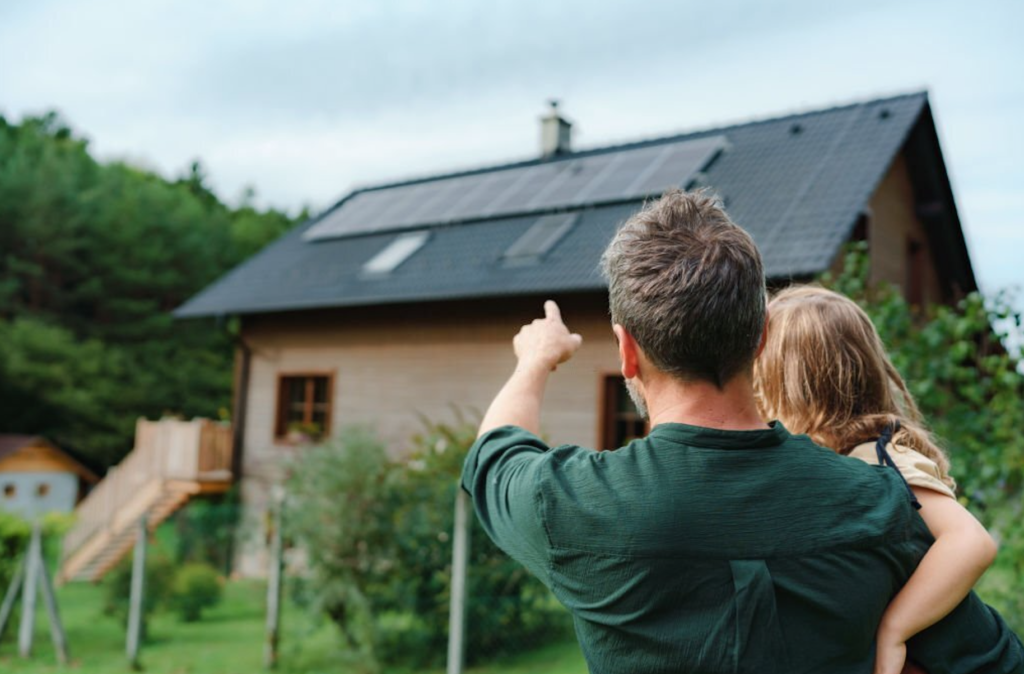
[596,371,648,450]
[274,371,335,444]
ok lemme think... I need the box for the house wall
[234,294,620,576]
[863,153,944,304]
[0,471,78,517]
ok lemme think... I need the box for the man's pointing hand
[513,300,583,372]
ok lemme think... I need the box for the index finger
[544,300,562,323]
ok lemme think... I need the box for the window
[362,231,430,275]
[906,237,925,306]
[502,213,578,266]
[3,484,15,499]
[275,374,333,442]
[600,375,647,450]
[36,483,50,498]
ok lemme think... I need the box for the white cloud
[0,0,1021,291]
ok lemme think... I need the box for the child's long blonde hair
[754,285,954,489]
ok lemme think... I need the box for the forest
[0,112,299,468]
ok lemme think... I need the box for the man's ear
[755,308,770,359]
[612,324,640,379]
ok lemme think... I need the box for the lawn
[0,580,587,674]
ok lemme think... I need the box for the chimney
[539,99,572,158]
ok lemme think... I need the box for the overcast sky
[1,0,1021,294]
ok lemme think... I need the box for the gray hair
[601,189,766,388]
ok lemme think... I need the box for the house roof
[0,434,41,462]
[0,435,100,483]
[176,91,973,318]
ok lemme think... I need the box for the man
[461,190,1022,673]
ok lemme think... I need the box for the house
[176,92,977,576]
[0,435,99,519]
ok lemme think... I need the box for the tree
[0,112,296,466]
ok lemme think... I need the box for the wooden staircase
[60,418,233,583]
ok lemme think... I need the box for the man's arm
[478,300,582,437]
[461,301,583,585]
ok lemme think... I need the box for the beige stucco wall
[862,153,944,304]
[234,294,620,576]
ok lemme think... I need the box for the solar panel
[578,145,667,203]
[527,154,616,210]
[379,182,435,230]
[628,137,724,195]
[403,178,466,225]
[304,134,726,241]
[442,171,509,221]
[486,162,562,215]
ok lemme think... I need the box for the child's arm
[873,487,998,674]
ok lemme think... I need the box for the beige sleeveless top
[848,441,956,499]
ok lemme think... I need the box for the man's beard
[624,378,649,420]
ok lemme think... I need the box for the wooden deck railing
[62,418,232,565]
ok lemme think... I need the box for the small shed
[0,435,99,518]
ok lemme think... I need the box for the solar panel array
[304,134,726,242]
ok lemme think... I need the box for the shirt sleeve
[847,443,956,499]
[461,425,553,586]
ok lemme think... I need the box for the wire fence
[3,470,574,672]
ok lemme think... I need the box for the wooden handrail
[61,418,232,563]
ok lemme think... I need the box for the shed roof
[176,91,970,318]
[0,435,100,483]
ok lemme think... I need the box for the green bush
[823,244,1024,631]
[286,422,569,669]
[0,511,31,590]
[102,551,176,636]
[171,490,241,574]
[169,562,223,622]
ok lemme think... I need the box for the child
[753,285,998,674]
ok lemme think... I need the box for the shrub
[286,421,569,669]
[171,490,240,574]
[169,562,223,622]
[823,243,1024,631]
[0,511,31,590]
[102,551,175,638]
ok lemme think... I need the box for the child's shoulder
[848,441,956,498]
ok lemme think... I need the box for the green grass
[0,581,587,674]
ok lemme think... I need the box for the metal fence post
[38,545,69,665]
[446,488,471,674]
[126,515,147,669]
[0,560,24,640]
[18,523,42,658]
[265,490,285,670]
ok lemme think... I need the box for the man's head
[601,189,766,390]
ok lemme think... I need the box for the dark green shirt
[462,423,1023,674]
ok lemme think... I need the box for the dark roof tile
[177,92,928,317]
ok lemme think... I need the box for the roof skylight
[362,231,430,275]
[503,214,578,266]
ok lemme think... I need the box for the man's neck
[644,372,768,431]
